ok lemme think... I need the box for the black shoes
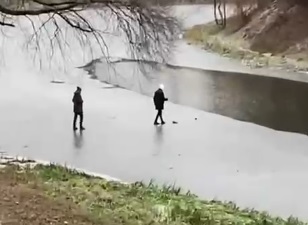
[154,121,165,125]
[73,126,85,131]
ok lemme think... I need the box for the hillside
[185,0,308,71]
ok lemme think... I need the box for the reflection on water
[92,59,308,135]
[153,126,164,156]
[73,130,84,149]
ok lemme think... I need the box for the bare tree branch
[0,0,180,71]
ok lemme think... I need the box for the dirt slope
[242,0,308,57]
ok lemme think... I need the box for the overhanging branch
[0,0,180,69]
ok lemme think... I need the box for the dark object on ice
[153,86,168,125]
[51,80,65,84]
[72,87,85,130]
[172,121,178,124]
[195,118,198,120]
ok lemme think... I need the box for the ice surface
[1,66,308,219]
[0,4,307,220]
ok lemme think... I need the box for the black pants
[154,109,164,123]
[73,112,83,128]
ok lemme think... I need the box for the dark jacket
[72,91,83,113]
[153,88,168,110]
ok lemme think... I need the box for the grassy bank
[184,19,308,72]
[0,162,306,225]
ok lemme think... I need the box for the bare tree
[0,0,180,69]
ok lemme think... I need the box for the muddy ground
[0,169,98,225]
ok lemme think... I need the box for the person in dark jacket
[153,84,168,125]
[72,87,85,131]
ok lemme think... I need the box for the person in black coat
[153,84,168,125]
[72,87,85,130]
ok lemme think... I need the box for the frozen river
[93,59,308,135]
[0,4,308,221]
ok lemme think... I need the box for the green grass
[0,163,306,225]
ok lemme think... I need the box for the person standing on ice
[153,84,168,125]
[72,87,85,131]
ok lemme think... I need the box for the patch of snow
[0,155,125,183]
[171,5,234,29]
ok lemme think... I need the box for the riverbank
[0,158,305,225]
[184,2,308,72]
